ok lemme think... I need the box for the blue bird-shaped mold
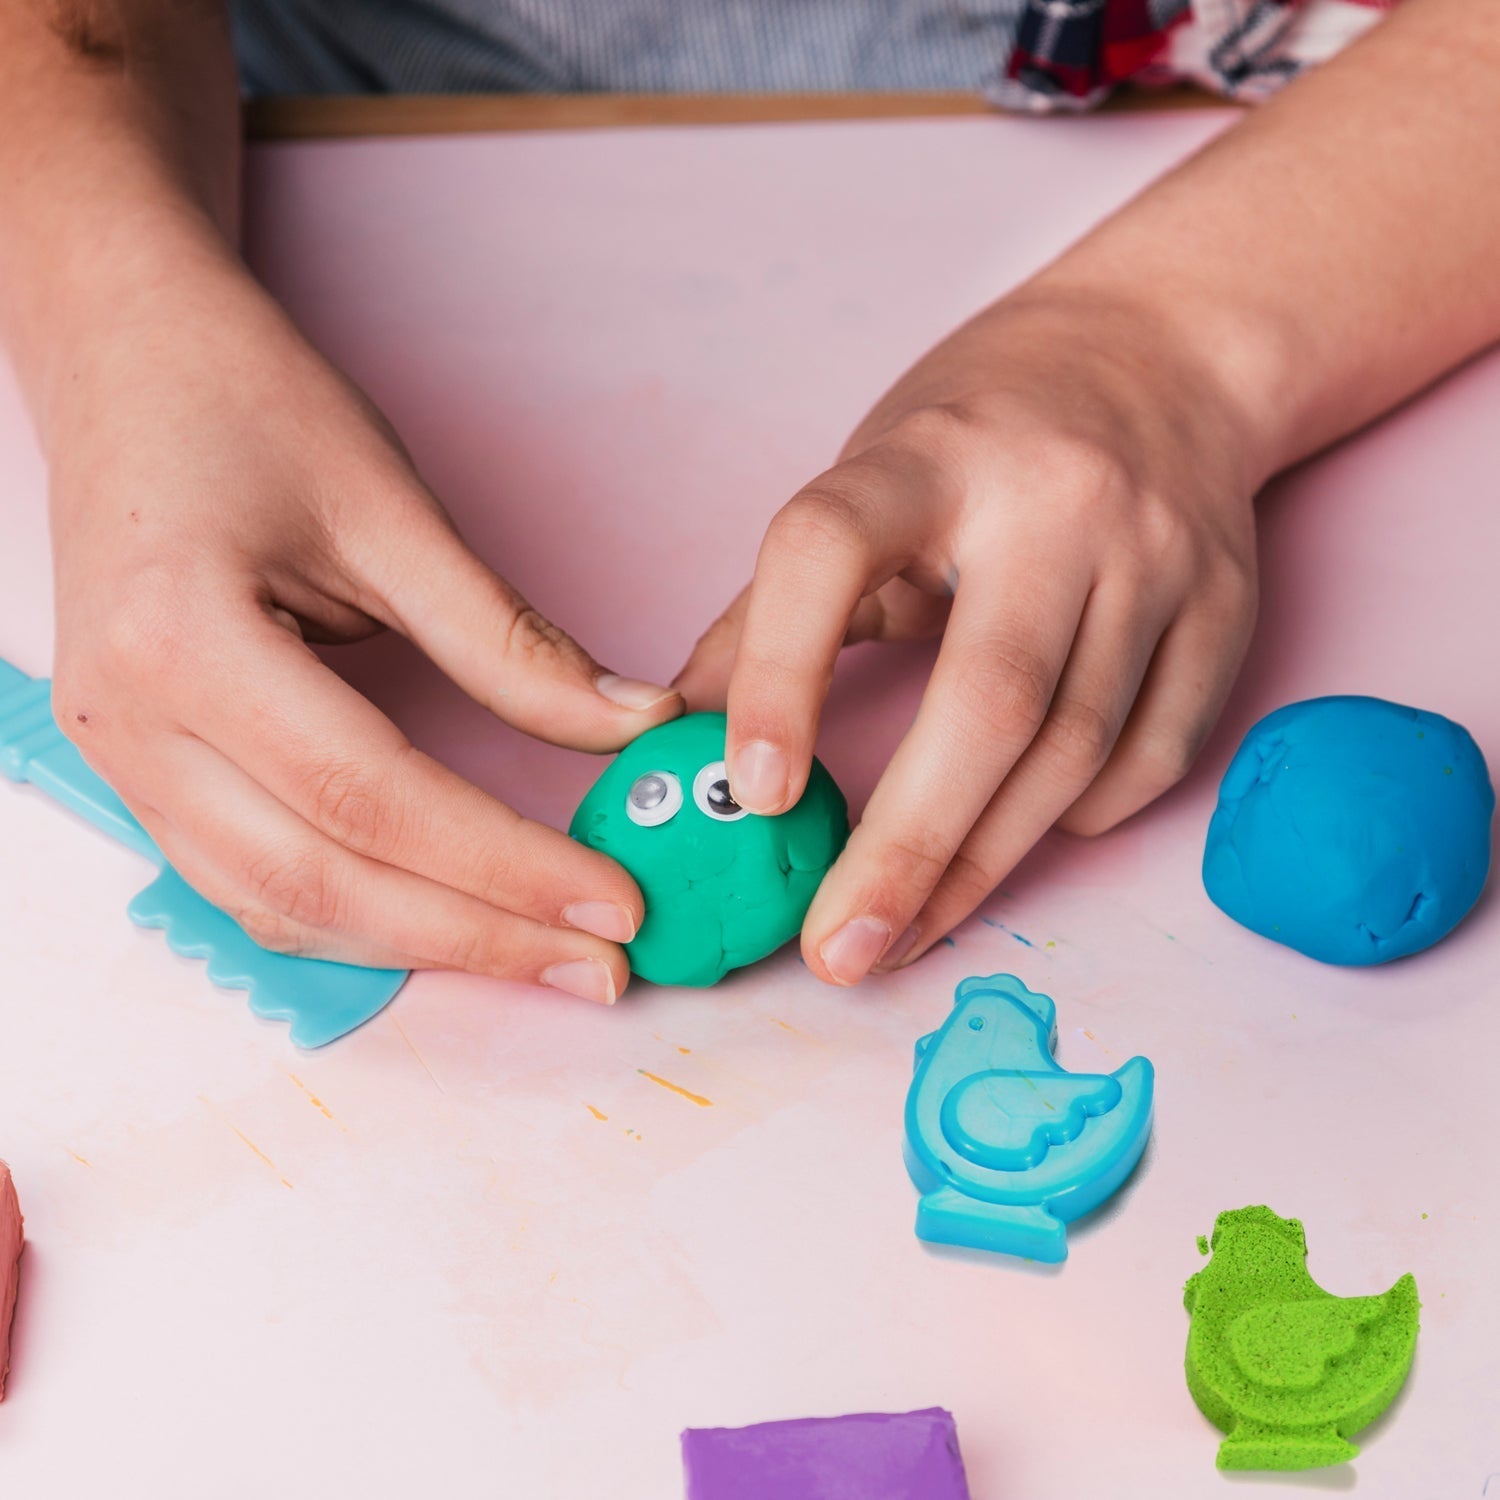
[904,973,1154,1262]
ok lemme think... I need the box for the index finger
[723,454,924,816]
[168,607,645,944]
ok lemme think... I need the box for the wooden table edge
[245,87,1233,141]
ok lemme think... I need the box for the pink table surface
[2,111,1498,1500]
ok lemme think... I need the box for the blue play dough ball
[1204,696,1494,965]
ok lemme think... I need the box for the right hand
[47,261,679,1005]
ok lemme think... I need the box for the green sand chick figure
[569,713,849,986]
[1184,1205,1419,1472]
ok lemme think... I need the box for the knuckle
[468,813,536,913]
[1125,731,1202,801]
[880,824,956,892]
[941,844,1004,909]
[503,604,576,665]
[242,843,344,932]
[768,486,869,561]
[473,857,526,917]
[234,904,313,957]
[1048,436,1132,512]
[1036,697,1118,779]
[302,758,399,855]
[431,925,496,976]
[1131,492,1191,565]
[948,639,1054,739]
[886,402,982,461]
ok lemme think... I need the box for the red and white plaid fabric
[991,0,1398,111]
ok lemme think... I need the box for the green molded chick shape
[1184,1206,1419,1472]
[569,713,849,986]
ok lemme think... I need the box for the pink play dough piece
[0,1160,22,1400]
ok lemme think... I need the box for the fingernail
[563,900,637,944]
[542,958,617,1005]
[873,923,921,973]
[732,739,788,814]
[595,673,677,711]
[819,916,891,986]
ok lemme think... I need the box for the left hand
[674,284,1261,984]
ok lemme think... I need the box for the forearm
[1025,0,1500,484]
[0,0,241,443]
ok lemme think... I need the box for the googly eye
[625,771,682,827]
[692,761,749,821]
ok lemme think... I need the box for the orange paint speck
[637,1069,713,1107]
[586,1104,608,1122]
[199,1096,293,1188]
[231,1127,287,1183]
[771,1018,799,1033]
[67,1150,92,1168]
[677,1046,692,1055]
[392,1017,445,1094]
[1083,1029,1097,1041]
[288,1072,339,1124]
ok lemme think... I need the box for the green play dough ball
[568,712,849,986]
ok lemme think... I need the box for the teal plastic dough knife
[0,656,407,1047]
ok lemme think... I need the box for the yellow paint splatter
[585,1104,608,1122]
[637,1069,713,1107]
[67,1150,91,1168]
[1045,940,1057,951]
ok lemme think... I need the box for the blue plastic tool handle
[0,659,159,862]
[0,657,408,1046]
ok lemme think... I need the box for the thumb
[373,511,681,752]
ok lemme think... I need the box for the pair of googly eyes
[626,761,747,827]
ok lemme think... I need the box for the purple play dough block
[680,1407,971,1500]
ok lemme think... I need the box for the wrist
[1008,265,1299,491]
[31,214,263,453]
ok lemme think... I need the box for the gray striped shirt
[229,0,1025,95]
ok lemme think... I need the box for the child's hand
[676,286,1260,983]
[48,264,680,1004]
